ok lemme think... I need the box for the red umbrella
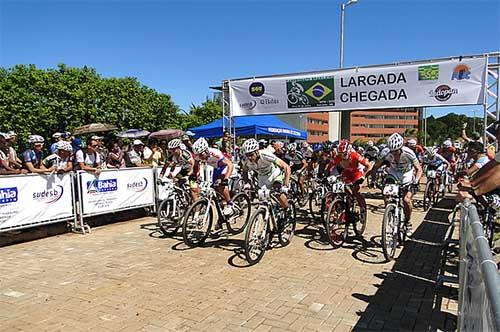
[149,129,184,140]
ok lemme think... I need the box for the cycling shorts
[342,170,364,185]
[257,167,284,189]
[385,171,414,187]
[212,166,228,184]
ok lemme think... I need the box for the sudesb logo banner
[0,174,74,231]
[229,57,486,116]
[79,168,154,215]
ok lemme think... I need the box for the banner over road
[229,57,487,116]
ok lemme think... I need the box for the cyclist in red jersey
[438,139,457,172]
[327,140,372,213]
[407,138,424,161]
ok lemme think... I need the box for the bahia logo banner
[32,185,64,204]
[0,187,18,204]
[286,76,335,109]
[127,177,148,192]
[87,179,118,194]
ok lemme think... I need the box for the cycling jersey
[329,151,369,184]
[242,150,283,188]
[364,146,379,160]
[423,153,447,168]
[196,148,226,168]
[169,149,194,170]
[474,155,490,169]
[301,147,314,160]
[23,149,44,168]
[42,154,71,170]
[383,146,418,185]
[285,151,305,167]
[438,147,457,163]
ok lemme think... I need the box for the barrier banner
[0,174,74,231]
[79,168,154,215]
[230,57,487,116]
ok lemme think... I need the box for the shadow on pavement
[351,197,458,332]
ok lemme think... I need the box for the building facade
[307,112,330,143]
[350,107,422,142]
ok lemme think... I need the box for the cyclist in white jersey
[373,133,422,235]
[192,137,234,215]
[241,139,291,208]
[285,143,308,195]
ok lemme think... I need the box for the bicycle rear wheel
[381,204,398,261]
[278,200,296,246]
[182,199,213,247]
[324,198,347,248]
[244,208,269,265]
[226,193,251,234]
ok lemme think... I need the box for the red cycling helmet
[338,139,352,154]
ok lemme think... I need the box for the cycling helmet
[387,133,404,151]
[367,140,374,147]
[332,140,339,149]
[28,135,45,144]
[443,140,452,148]
[428,148,437,157]
[56,141,73,152]
[454,141,462,150]
[338,139,352,154]
[168,139,182,150]
[242,139,259,154]
[408,138,417,147]
[192,137,209,154]
[287,143,297,152]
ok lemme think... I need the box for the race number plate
[427,170,437,179]
[258,187,271,201]
[332,182,345,193]
[383,184,399,196]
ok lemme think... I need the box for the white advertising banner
[0,174,74,231]
[79,168,154,215]
[229,57,487,116]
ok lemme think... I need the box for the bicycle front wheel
[158,199,180,236]
[423,181,434,211]
[182,199,213,247]
[324,198,347,248]
[309,189,323,220]
[226,193,251,234]
[381,204,398,261]
[352,200,367,237]
[244,208,270,265]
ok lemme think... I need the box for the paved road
[0,190,458,331]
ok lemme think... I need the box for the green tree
[183,98,222,130]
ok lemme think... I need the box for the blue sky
[1,0,499,118]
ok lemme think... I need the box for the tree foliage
[0,64,184,146]
[425,113,483,145]
[184,99,222,130]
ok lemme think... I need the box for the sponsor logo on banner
[418,65,439,81]
[239,100,257,111]
[87,179,118,194]
[249,82,265,97]
[32,185,64,204]
[429,85,458,102]
[287,77,335,109]
[0,187,18,204]
[127,177,148,192]
[451,64,471,81]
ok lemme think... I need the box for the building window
[308,118,328,125]
[308,130,327,136]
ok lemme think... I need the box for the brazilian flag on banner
[286,76,335,109]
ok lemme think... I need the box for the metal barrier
[458,201,500,332]
[0,173,76,233]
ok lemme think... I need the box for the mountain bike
[157,178,191,236]
[423,168,442,211]
[244,185,297,265]
[308,177,328,220]
[324,176,367,248]
[381,181,413,261]
[182,181,251,247]
[290,172,311,207]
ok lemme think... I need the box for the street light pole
[339,0,358,139]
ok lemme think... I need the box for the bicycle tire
[158,199,180,236]
[324,198,347,248]
[244,208,269,265]
[278,200,296,246]
[321,192,335,223]
[352,199,367,237]
[182,199,213,247]
[226,193,251,235]
[381,204,398,261]
[423,181,433,211]
[308,189,322,220]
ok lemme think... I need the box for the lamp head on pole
[346,0,358,6]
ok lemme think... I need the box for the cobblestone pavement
[0,190,458,331]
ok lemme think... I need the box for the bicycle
[157,178,191,236]
[290,172,310,207]
[423,168,442,211]
[324,176,367,248]
[381,181,413,261]
[244,185,297,265]
[287,82,309,105]
[308,177,328,220]
[182,181,251,247]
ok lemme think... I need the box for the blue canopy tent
[189,115,307,140]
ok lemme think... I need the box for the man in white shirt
[75,139,102,174]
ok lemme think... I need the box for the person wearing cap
[50,133,63,154]
[461,122,483,144]
[75,139,102,174]
[91,135,108,163]
[0,133,27,175]
[126,140,146,167]
[181,135,193,153]
[42,141,74,174]
[5,131,22,170]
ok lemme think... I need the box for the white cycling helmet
[242,139,259,154]
[367,140,374,147]
[287,143,297,152]
[28,135,45,144]
[454,141,462,149]
[443,140,452,148]
[192,137,209,154]
[408,138,417,147]
[428,148,437,157]
[56,141,73,152]
[387,133,404,151]
[168,139,182,150]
